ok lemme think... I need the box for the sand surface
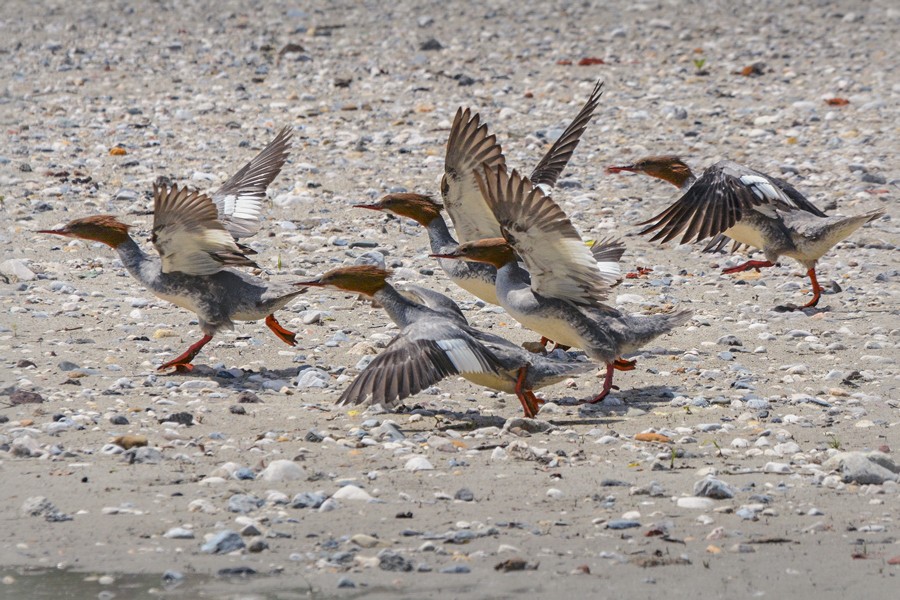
[0,1,898,598]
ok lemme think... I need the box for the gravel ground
[1,1,898,598]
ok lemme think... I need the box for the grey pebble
[440,565,471,574]
[163,527,195,539]
[291,492,327,509]
[378,550,414,572]
[454,488,475,502]
[201,530,245,554]
[125,447,162,464]
[823,451,899,484]
[228,494,264,513]
[606,519,641,530]
[693,477,735,499]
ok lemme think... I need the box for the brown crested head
[38,215,131,248]
[299,265,392,296]
[431,237,515,268]
[355,193,443,227]
[606,155,694,188]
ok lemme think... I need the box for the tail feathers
[796,207,885,258]
[621,309,692,352]
[528,356,594,388]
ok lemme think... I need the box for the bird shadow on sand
[153,364,309,392]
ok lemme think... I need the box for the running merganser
[299,266,592,417]
[433,167,692,403]
[39,127,306,371]
[607,156,885,309]
[355,81,605,306]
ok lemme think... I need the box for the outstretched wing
[152,184,258,275]
[589,235,626,266]
[212,126,293,239]
[476,166,619,307]
[638,160,825,245]
[337,321,501,407]
[442,108,507,244]
[530,80,603,190]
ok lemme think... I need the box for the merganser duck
[39,127,306,371]
[355,81,605,306]
[441,80,604,245]
[353,192,622,308]
[433,166,691,403]
[607,156,885,310]
[299,266,592,417]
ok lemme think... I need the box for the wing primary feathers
[530,80,604,188]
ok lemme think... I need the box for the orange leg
[525,389,544,409]
[614,358,636,371]
[800,268,822,308]
[722,260,775,275]
[158,334,213,372]
[587,363,618,404]
[514,366,539,418]
[265,314,297,346]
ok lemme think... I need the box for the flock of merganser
[40,80,884,417]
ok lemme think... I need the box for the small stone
[676,497,715,510]
[332,485,374,501]
[163,527,195,539]
[693,477,735,499]
[228,494,263,514]
[454,488,475,502]
[295,369,329,388]
[546,488,565,499]
[290,492,327,509]
[823,451,899,484]
[378,550,413,572]
[606,519,641,530]
[350,533,381,548]
[201,530,245,554]
[9,390,44,405]
[0,259,36,281]
[404,456,434,472]
[763,462,793,474]
[259,459,304,482]
[440,565,471,574]
[237,391,262,403]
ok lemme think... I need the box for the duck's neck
[114,236,159,285]
[373,283,432,328]
[424,215,458,254]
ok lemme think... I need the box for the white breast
[453,275,499,305]
[153,290,204,316]
[463,371,516,394]
[723,222,766,251]
[504,306,587,351]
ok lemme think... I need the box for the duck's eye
[440,175,449,198]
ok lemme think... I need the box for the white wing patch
[740,175,782,202]
[436,338,490,373]
[230,193,264,220]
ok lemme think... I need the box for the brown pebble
[113,435,148,450]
